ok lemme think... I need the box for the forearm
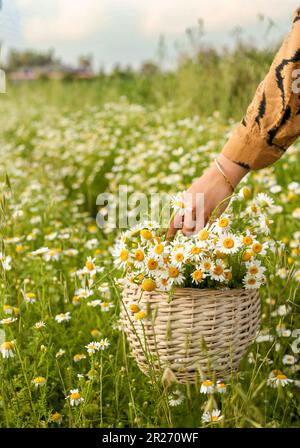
[221,7,300,171]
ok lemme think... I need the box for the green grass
[0,81,299,428]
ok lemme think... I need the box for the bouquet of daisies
[112,191,280,293]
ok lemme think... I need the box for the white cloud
[129,0,299,36]
[17,0,105,43]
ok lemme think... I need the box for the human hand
[167,154,248,238]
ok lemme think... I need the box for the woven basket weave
[121,281,261,383]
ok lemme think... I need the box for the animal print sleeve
[221,7,300,170]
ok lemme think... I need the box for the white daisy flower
[168,389,185,406]
[0,341,16,358]
[99,338,110,350]
[170,192,192,216]
[210,260,226,282]
[267,370,293,388]
[216,233,241,255]
[85,341,101,355]
[242,274,262,289]
[282,355,297,365]
[54,312,71,323]
[67,389,84,406]
[201,409,223,424]
[245,260,266,278]
[200,379,215,394]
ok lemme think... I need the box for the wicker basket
[121,281,261,383]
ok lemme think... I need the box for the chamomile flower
[245,260,266,278]
[200,257,215,273]
[211,260,226,282]
[24,292,37,303]
[144,256,161,274]
[100,301,114,312]
[200,379,215,394]
[112,244,131,268]
[132,246,146,268]
[32,376,47,387]
[242,274,262,289]
[191,268,205,284]
[164,266,185,286]
[85,341,101,355]
[255,193,274,210]
[171,193,192,216]
[0,341,16,358]
[267,370,293,388]
[50,412,63,424]
[215,215,231,232]
[0,317,18,325]
[283,355,297,365]
[171,247,188,267]
[168,389,185,406]
[216,381,227,394]
[149,241,169,260]
[67,389,84,406]
[55,312,71,323]
[216,233,241,254]
[33,321,46,330]
[201,409,223,424]
[99,338,110,350]
[73,353,87,362]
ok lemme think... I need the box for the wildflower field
[0,83,299,428]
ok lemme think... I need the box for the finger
[166,214,183,240]
[182,208,196,236]
[166,219,176,240]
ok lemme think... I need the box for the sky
[1,0,300,70]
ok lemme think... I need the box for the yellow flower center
[203,262,211,270]
[154,244,164,255]
[219,218,229,228]
[26,293,36,299]
[202,380,213,387]
[85,261,94,271]
[70,392,81,400]
[223,238,234,249]
[198,229,209,241]
[252,243,262,254]
[191,246,201,254]
[120,249,129,262]
[147,259,158,270]
[242,251,252,261]
[243,236,253,245]
[214,265,223,275]
[134,250,144,261]
[249,266,259,275]
[140,229,152,240]
[247,278,256,285]
[175,253,184,262]
[211,415,219,422]
[193,270,203,281]
[142,278,156,292]
[169,267,180,278]
[176,201,185,209]
[276,374,287,380]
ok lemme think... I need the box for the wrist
[216,154,249,189]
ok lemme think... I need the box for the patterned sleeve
[221,7,300,170]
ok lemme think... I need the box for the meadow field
[0,78,299,428]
